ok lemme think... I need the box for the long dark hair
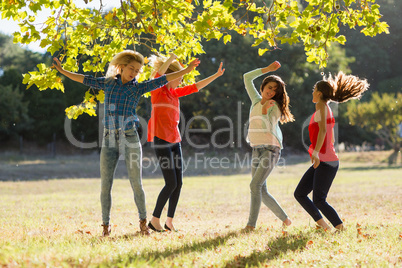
[260,75,294,124]
[316,71,369,103]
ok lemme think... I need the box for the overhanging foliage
[0,0,389,119]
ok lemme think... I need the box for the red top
[147,74,198,143]
[308,105,339,162]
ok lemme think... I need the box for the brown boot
[102,224,111,237]
[241,225,255,233]
[139,219,150,236]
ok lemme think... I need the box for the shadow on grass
[99,230,241,266]
[223,231,311,267]
[97,229,314,267]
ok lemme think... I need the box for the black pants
[294,161,343,227]
[152,137,183,218]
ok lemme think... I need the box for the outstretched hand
[52,57,63,72]
[266,61,281,72]
[216,62,225,77]
[168,52,178,60]
[187,58,200,72]
[50,57,85,83]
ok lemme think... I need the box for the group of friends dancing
[52,49,369,236]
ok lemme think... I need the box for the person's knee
[293,190,301,201]
[313,198,327,210]
[164,181,178,194]
[293,187,305,201]
[249,181,262,193]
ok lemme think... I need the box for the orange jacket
[147,74,198,143]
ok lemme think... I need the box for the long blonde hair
[149,54,183,78]
[105,50,144,78]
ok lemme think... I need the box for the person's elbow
[243,73,251,84]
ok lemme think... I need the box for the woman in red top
[294,72,369,231]
[147,53,225,232]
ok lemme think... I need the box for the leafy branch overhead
[0,0,389,119]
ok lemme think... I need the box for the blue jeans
[152,137,183,218]
[247,146,288,227]
[100,128,146,225]
[294,161,343,227]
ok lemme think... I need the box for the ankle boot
[139,219,150,236]
[102,224,111,237]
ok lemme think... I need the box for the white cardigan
[243,68,283,149]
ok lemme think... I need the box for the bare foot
[316,219,331,231]
[335,223,345,231]
[165,217,176,231]
[150,217,164,231]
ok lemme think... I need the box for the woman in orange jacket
[147,53,225,232]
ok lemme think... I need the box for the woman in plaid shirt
[53,50,199,236]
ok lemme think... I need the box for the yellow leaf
[96,90,105,103]
[258,48,268,56]
[105,12,113,21]
[223,35,231,44]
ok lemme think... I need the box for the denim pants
[152,137,183,219]
[100,128,146,225]
[294,161,343,227]
[247,146,288,227]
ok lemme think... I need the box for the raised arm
[195,62,225,90]
[52,57,85,84]
[157,53,177,76]
[261,61,281,74]
[243,61,281,102]
[165,58,200,82]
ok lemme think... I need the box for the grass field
[0,150,401,267]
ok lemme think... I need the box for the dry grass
[0,151,401,267]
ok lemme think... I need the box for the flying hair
[148,54,183,78]
[317,71,369,103]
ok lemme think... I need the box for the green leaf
[336,35,346,45]
[2,0,389,120]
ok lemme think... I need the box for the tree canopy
[0,0,389,119]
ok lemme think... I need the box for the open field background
[0,150,401,267]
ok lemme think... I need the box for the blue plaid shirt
[83,74,168,131]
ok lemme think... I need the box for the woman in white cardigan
[243,61,294,231]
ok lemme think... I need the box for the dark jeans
[294,161,343,227]
[152,137,183,218]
